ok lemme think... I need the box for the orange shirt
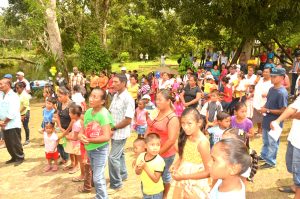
[90,75,99,88]
[98,76,109,90]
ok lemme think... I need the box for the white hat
[236,64,241,69]
[121,67,127,71]
[206,74,214,80]
[142,94,151,100]
[16,71,25,76]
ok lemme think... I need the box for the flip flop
[278,186,295,193]
[63,165,73,171]
[69,167,79,174]
[78,186,91,193]
[72,177,85,182]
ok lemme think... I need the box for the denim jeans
[143,191,163,199]
[162,155,175,183]
[22,111,30,141]
[108,139,128,189]
[88,144,109,199]
[57,144,69,161]
[286,141,300,187]
[261,128,280,166]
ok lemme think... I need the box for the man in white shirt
[15,71,30,93]
[272,96,300,197]
[245,66,257,85]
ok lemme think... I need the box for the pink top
[135,108,148,126]
[71,119,82,147]
[147,112,177,158]
[44,132,58,153]
[220,68,228,81]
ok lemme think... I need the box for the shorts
[46,151,59,160]
[286,141,300,187]
[162,155,175,183]
[136,125,147,135]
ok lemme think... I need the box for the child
[202,90,223,129]
[173,90,184,118]
[64,104,84,179]
[170,108,211,199]
[135,133,165,199]
[134,100,148,138]
[72,85,87,112]
[132,138,146,168]
[246,85,255,119]
[222,128,258,182]
[43,122,59,172]
[231,102,255,147]
[220,76,232,113]
[142,94,156,111]
[207,111,231,148]
[138,78,151,98]
[209,138,251,199]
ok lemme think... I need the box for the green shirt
[18,91,30,115]
[84,107,114,151]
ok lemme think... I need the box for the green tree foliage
[79,34,111,73]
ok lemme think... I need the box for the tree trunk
[231,38,246,64]
[273,38,293,63]
[241,39,254,61]
[44,0,64,60]
[101,0,110,48]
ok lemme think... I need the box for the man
[56,72,68,87]
[69,67,85,92]
[121,67,130,81]
[212,50,219,66]
[0,78,24,166]
[259,68,288,169]
[291,55,300,96]
[15,71,30,93]
[108,74,135,194]
[272,96,300,198]
[245,66,257,85]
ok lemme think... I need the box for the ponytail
[247,149,259,182]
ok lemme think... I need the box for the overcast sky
[0,0,8,9]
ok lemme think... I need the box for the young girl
[207,111,231,148]
[64,104,84,180]
[173,90,184,118]
[231,102,255,147]
[222,128,258,182]
[44,122,59,172]
[72,85,87,112]
[220,76,232,113]
[170,107,211,199]
[208,138,251,199]
[246,85,255,119]
[134,100,148,138]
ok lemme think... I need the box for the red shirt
[260,54,267,63]
[223,86,232,102]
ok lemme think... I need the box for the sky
[0,0,9,9]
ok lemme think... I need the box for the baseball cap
[206,74,214,80]
[16,71,25,76]
[121,67,126,71]
[3,74,12,79]
[271,68,286,76]
[142,94,151,100]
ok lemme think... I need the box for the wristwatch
[267,109,270,114]
[111,127,117,131]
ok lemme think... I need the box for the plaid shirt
[70,73,85,90]
[109,89,135,140]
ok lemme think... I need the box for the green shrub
[118,51,130,62]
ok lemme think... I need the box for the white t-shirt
[253,79,273,110]
[244,74,257,85]
[288,96,300,149]
[235,79,247,92]
[209,179,246,199]
[158,79,171,90]
[44,132,58,153]
[227,73,238,84]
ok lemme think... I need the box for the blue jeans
[22,111,30,141]
[57,144,69,161]
[88,144,109,199]
[162,155,175,183]
[108,139,128,189]
[286,141,300,187]
[143,191,163,199]
[261,128,280,166]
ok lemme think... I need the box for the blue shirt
[262,86,288,130]
[267,52,275,59]
[0,89,22,130]
[42,108,55,128]
[264,63,276,69]
[207,126,225,148]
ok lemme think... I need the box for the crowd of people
[1,47,300,199]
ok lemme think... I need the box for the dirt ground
[0,102,296,199]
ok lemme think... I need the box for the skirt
[171,162,210,199]
[64,140,81,156]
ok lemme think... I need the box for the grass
[0,103,296,199]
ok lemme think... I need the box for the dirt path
[0,103,295,199]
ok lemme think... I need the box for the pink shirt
[135,108,148,126]
[71,119,82,147]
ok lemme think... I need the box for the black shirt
[57,101,74,129]
[183,84,201,108]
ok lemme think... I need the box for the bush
[79,34,111,72]
[118,51,130,62]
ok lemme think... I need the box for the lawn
[0,102,295,199]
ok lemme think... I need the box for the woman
[15,82,31,146]
[80,88,113,198]
[211,65,220,83]
[57,87,74,165]
[98,71,109,90]
[180,75,202,109]
[159,72,171,90]
[146,89,180,199]
[127,75,139,103]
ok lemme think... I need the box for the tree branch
[0,57,36,64]
[273,38,293,63]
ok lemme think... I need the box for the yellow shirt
[136,152,165,195]
[128,83,139,100]
[18,91,30,115]
[182,137,203,164]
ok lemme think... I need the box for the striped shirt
[109,89,135,140]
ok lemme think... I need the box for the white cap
[121,67,126,71]
[236,64,241,69]
[16,71,25,76]
[142,94,151,100]
[206,74,214,80]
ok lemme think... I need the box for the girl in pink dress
[134,100,148,138]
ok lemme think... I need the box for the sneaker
[5,159,16,164]
[107,187,123,195]
[23,140,30,146]
[259,163,275,169]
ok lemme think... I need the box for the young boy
[135,133,165,199]
[39,97,57,133]
[132,138,146,167]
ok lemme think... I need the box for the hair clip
[238,129,244,136]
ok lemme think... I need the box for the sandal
[278,186,295,193]
[52,165,58,172]
[44,165,52,172]
[72,177,85,182]
[63,165,73,171]
[78,186,91,193]
[69,167,79,174]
